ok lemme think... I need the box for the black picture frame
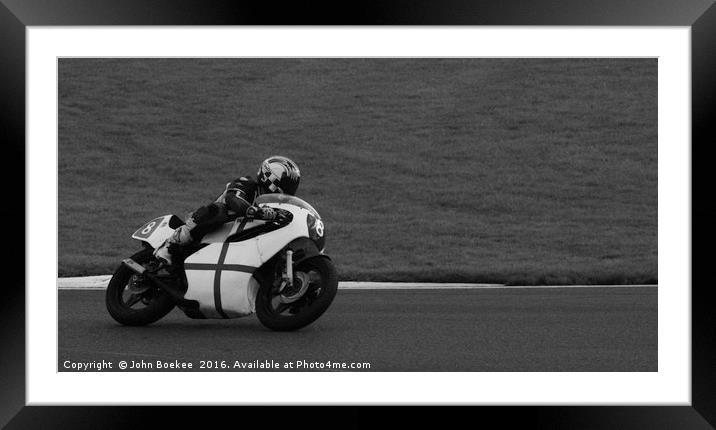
[2,1,712,428]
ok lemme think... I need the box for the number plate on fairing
[131,214,181,249]
[133,216,166,239]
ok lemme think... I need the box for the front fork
[284,250,294,288]
[277,249,311,304]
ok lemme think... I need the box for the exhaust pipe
[122,258,146,274]
[122,258,195,308]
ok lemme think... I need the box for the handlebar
[245,205,292,223]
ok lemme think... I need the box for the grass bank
[59,58,657,284]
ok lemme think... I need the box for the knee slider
[191,204,218,224]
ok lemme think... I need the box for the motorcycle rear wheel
[106,248,176,326]
[255,256,338,331]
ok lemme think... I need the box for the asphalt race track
[59,286,657,372]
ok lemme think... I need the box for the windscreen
[254,194,321,219]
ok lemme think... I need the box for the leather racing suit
[154,176,266,265]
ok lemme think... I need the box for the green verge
[59,58,657,285]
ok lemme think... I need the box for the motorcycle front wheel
[105,248,176,326]
[255,256,338,331]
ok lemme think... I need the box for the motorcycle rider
[153,155,301,267]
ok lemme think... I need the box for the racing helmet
[257,155,301,195]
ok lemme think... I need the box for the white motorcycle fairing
[182,202,311,319]
[131,214,184,249]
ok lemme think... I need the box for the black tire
[106,248,176,326]
[255,256,338,331]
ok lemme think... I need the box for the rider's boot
[153,224,194,268]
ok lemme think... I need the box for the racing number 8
[315,220,324,237]
[141,222,157,235]
[134,217,164,239]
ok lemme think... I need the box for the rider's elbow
[225,193,251,216]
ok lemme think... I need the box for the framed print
[2,0,713,428]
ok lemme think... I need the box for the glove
[246,205,277,220]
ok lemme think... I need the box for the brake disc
[278,271,311,304]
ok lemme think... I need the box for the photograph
[2,0,711,424]
[57,57,658,372]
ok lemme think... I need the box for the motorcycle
[105,194,338,331]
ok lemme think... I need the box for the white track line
[56,276,656,290]
[338,283,657,290]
